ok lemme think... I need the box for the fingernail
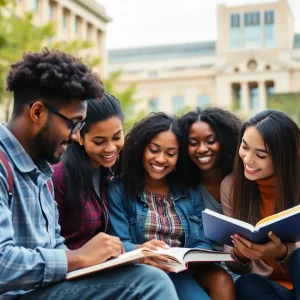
[163,245,170,249]
[232,240,235,244]
[230,235,233,239]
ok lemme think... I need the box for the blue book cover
[202,206,300,246]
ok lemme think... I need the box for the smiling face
[143,130,179,182]
[187,121,221,172]
[239,125,274,181]
[80,116,124,168]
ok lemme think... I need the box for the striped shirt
[0,124,68,299]
[144,190,184,247]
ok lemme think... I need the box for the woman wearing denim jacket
[108,112,233,300]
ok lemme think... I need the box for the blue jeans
[220,261,240,283]
[235,248,300,300]
[21,264,179,300]
[169,270,210,300]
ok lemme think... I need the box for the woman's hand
[231,231,288,261]
[136,239,173,272]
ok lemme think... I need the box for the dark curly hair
[180,107,242,187]
[6,49,104,114]
[117,112,184,195]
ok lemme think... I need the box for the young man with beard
[0,49,179,300]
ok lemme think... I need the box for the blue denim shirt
[108,178,212,252]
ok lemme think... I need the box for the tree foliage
[268,93,300,125]
[104,69,142,132]
[0,1,101,121]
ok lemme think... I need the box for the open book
[202,205,300,246]
[66,247,233,280]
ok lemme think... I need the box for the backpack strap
[0,149,13,206]
[47,180,53,195]
[0,150,53,206]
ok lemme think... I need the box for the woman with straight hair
[221,109,300,299]
[52,92,125,249]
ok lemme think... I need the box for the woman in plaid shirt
[108,112,233,300]
[52,93,125,250]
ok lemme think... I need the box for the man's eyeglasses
[30,103,85,135]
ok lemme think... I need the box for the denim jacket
[108,178,212,252]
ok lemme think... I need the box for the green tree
[52,40,100,69]
[268,93,300,125]
[0,1,100,121]
[104,70,142,132]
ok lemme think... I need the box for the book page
[149,247,184,264]
[203,209,255,231]
[255,204,300,229]
[66,248,159,280]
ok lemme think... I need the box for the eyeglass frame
[30,102,85,135]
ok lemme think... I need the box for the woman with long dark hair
[108,112,231,300]
[53,92,125,249]
[221,109,300,299]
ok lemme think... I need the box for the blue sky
[99,0,300,49]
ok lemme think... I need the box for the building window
[198,95,211,108]
[264,10,274,24]
[97,30,101,46]
[230,28,242,49]
[48,2,53,21]
[244,12,261,49]
[266,82,275,96]
[250,85,259,110]
[230,14,241,49]
[232,84,241,110]
[148,98,159,112]
[264,11,275,48]
[74,17,79,35]
[230,14,240,28]
[62,9,67,28]
[86,23,92,40]
[32,0,38,12]
[173,96,184,113]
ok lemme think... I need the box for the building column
[40,0,50,23]
[259,81,267,111]
[241,82,250,114]
[81,19,88,41]
[69,12,76,40]
[53,3,63,41]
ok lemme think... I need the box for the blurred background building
[108,0,300,117]
[0,0,110,121]
[15,0,111,75]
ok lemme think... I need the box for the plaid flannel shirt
[52,162,110,250]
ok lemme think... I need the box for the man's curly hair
[180,107,242,187]
[6,49,104,113]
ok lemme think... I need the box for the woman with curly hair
[180,107,242,298]
[0,49,179,300]
[108,112,230,300]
